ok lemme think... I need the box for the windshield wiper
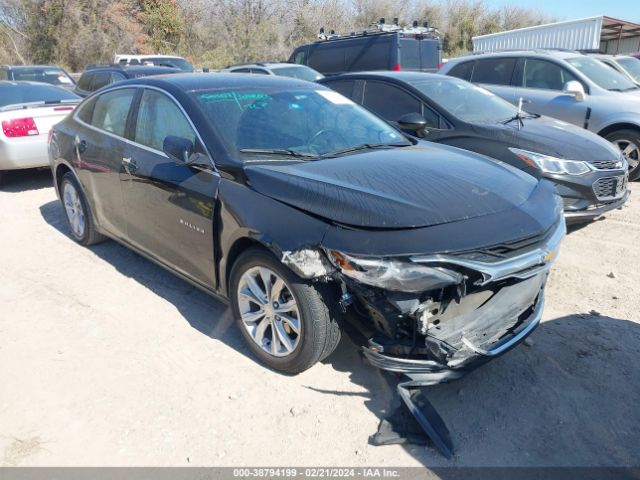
[321,142,411,158]
[238,148,318,159]
[501,97,538,130]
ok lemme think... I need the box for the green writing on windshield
[198,91,272,111]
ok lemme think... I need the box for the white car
[113,54,193,72]
[0,81,80,184]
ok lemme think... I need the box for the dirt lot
[1,169,639,468]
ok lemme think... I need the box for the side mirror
[397,112,428,132]
[163,135,194,164]
[563,81,585,102]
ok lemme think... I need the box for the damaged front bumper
[354,218,565,383]
[362,279,545,385]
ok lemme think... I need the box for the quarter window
[77,73,94,91]
[134,89,196,152]
[92,72,111,91]
[324,80,356,99]
[471,58,516,85]
[523,59,578,90]
[90,88,135,137]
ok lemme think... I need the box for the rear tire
[605,129,640,181]
[60,172,106,246]
[229,246,341,374]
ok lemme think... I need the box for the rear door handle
[122,157,138,173]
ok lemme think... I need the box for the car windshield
[0,84,79,108]
[10,68,75,86]
[567,57,638,91]
[271,66,324,82]
[142,57,193,72]
[192,86,409,159]
[616,57,640,83]
[410,76,519,124]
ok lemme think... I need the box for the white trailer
[473,16,640,55]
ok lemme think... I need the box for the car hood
[484,115,620,161]
[244,144,538,229]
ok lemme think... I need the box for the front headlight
[509,148,593,175]
[327,251,463,293]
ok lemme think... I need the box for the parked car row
[320,71,629,222]
[440,50,640,181]
[48,74,566,384]
[1,33,637,456]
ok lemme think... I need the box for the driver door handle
[74,136,87,153]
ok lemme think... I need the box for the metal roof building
[473,16,640,55]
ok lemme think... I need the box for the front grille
[593,176,627,200]
[452,221,558,262]
[591,160,623,170]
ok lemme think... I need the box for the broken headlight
[328,251,463,293]
[509,148,593,175]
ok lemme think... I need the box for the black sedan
[73,65,181,97]
[319,72,629,223]
[49,74,564,385]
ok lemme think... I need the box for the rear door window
[522,59,578,90]
[471,58,516,85]
[134,89,196,151]
[363,81,422,121]
[90,88,136,137]
[448,61,474,81]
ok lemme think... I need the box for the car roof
[113,72,323,91]
[0,80,62,86]
[2,65,64,70]
[228,63,300,69]
[321,71,442,83]
[86,65,180,75]
[118,54,184,59]
[449,50,585,63]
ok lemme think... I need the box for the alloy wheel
[613,138,640,171]
[63,182,86,238]
[237,266,301,357]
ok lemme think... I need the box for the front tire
[605,129,640,181]
[60,172,106,246]
[229,246,341,374]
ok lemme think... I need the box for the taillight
[2,117,39,138]
[438,63,443,70]
[393,63,401,71]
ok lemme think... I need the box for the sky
[484,0,640,24]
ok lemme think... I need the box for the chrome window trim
[73,84,219,175]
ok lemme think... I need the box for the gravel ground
[1,169,639,468]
